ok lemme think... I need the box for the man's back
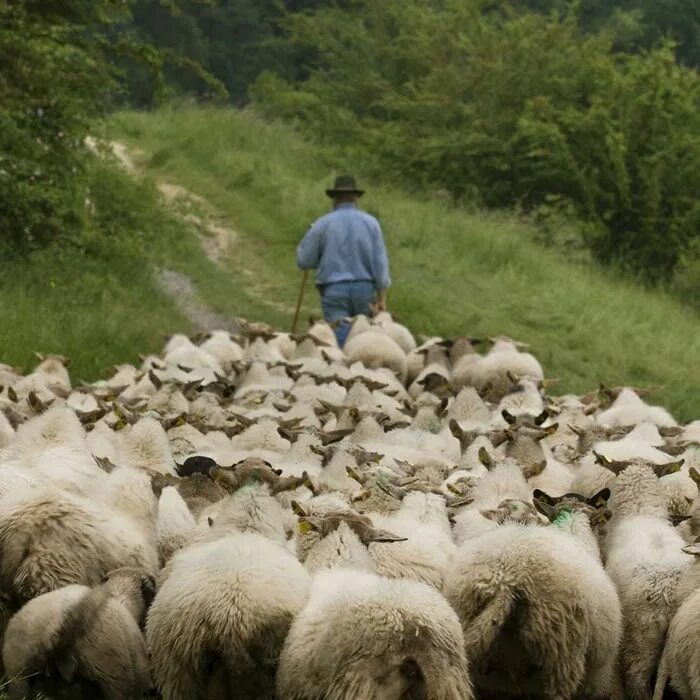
[297,202,390,290]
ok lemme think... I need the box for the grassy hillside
[0,159,249,381]
[108,106,698,421]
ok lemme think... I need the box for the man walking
[296,175,391,347]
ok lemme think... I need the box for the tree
[252,0,700,279]
[0,0,224,254]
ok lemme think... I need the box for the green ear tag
[553,508,574,528]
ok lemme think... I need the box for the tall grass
[111,106,699,421]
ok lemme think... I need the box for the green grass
[107,105,699,421]
[0,158,247,381]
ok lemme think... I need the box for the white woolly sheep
[277,568,472,700]
[147,532,311,700]
[444,505,621,699]
[3,566,154,700]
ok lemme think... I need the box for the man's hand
[371,290,387,315]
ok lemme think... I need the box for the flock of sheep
[0,311,698,699]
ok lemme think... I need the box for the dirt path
[155,268,239,333]
[100,139,298,327]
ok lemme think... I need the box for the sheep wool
[147,533,311,700]
[444,518,622,699]
[277,569,472,700]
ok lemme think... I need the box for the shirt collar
[334,203,358,211]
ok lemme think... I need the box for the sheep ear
[523,460,546,479]
[479,509,502,523]
[150,473,171,497]
[365,528,408,544]
[532,489,555,506]
[588,488,611,509]
[537,423,558,438]
[297,517,319,535]
[346,466,365,484]
[478,447,495,469]
[501,409,516,425]
[590,508,613,528]
[683,538,700,556]
[148,370,163,390]
[290,500,308,517]
[478,381,494,400]
[654,460,684,478]
[534,410,549,426]
[92,454,117,474]
[141,575,157,608]
[533,498,555,521]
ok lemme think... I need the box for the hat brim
[325,188,364,198]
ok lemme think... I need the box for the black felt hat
[325,175,365,198]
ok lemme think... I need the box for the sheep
[277,568,472,700]
[0,466,162,603]
[3,316,698,700]
[368,492,456,589]
[652,581,700,699]
[597,388,677,428]
[604,460,692,699]
[444,490,621,699]
[452,338,543,401]
[147,533,311,700]
[344,331,408,383]
[12,353,71,401]
[0,403,87,467]
[371,311,417,353]
[117,416,177,475]
[3,566,154,700]
[198,330,243,373]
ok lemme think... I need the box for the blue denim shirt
[296,203,391,289]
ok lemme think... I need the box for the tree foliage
[252,0,700,279]
[0,0,223,255]
[116,0,339,106]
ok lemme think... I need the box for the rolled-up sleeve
[371,223,391,289]
[297,221,324,270]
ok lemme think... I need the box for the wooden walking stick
[291,270,309,333]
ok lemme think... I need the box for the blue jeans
[320,281,376,347]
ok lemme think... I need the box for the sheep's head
[594,453,684,478]
[480,498,543,526]
[291,501,406,546]
[501,408,551,429]
[533,488,612,529]
[417,372,454,399]
[214,458,317,496]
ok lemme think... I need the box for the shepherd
[296,175,391,347]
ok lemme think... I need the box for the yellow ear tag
[298,520,313,535]
[114,420,126,431]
